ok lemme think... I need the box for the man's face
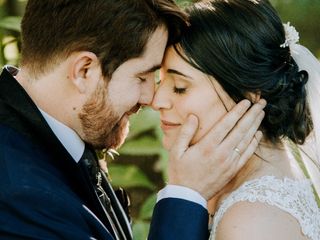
[79,26,168,149]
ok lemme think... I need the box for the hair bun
[293,70,308,87]
[263,59,311,144]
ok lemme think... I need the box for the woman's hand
[168,99,266,200]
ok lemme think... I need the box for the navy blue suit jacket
[0,67,209,239]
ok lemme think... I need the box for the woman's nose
[151,84,171,111]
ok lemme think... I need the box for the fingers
[170,114,198,159]
[236,130,263,169]
[197,100,251,147]
[199,99,266,149]
[223,106,265,151]
[166,99,266,200]
[219,131,263,188]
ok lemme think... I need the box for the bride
[152,0,320,239]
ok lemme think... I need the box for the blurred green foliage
[0,0,319,239]
[270,0,320,57]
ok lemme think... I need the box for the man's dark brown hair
[20,0,187,78]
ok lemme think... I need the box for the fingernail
[258,99,267,107]
[188,114,198,124]
[242,99,251,108]
[255,130,263,141]
[259,111,265,119]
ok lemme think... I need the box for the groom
[0,0,265,239]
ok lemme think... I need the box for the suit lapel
[0,67,114,233]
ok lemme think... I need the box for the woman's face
[152,46,234,150]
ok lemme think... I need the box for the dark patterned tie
[80,145,132,240]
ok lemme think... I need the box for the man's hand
[168,99,266,200]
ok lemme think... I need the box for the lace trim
[209,176,320,240]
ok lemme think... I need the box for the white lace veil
[291,44,320,167]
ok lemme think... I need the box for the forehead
[161,46,206,78]
[137,26,169,73]
[111,27,168,77]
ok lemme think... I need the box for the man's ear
[69,51,100,94]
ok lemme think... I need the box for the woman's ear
[68,51,100,94]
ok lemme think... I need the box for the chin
[80,111,130,151]
[103,117,130,150]
[162,138,174,151]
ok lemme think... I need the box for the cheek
[125,84,141,106]
[161,90,227,149]
[108,82,141,114]
[187,96,228,144]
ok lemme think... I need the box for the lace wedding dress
[209,176,320,240]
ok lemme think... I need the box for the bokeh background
[0,0,319,239]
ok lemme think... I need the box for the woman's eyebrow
[167,69,193,80]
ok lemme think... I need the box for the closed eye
[173,87,186,94]
[138,77,146,82]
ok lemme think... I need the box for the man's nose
[139,79,155,106]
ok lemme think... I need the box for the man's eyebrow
[167,69,193,79]
[140,65,161,74]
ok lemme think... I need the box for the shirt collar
[4,65,85,163]
[39,109,85,163]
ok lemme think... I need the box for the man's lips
[160,120,181,131]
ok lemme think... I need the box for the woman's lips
[160,120,181,131]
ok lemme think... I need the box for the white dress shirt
[39,109,206,209]
[39,109,85,162]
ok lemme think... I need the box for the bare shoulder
[215,200,308,240]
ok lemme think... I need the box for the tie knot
[80,145,100,185]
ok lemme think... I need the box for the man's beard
[78,82,129,150]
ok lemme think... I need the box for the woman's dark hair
[176,0,312,144]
